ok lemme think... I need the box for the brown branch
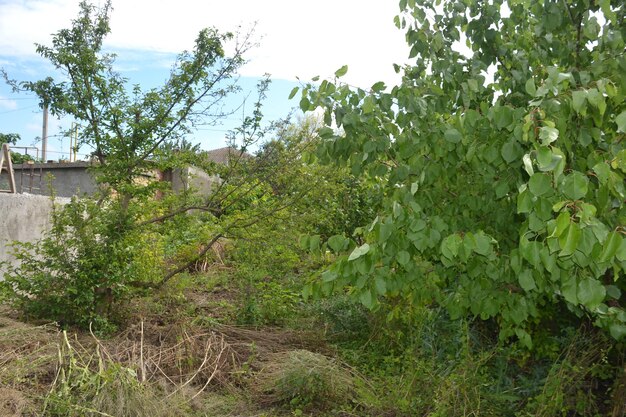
[132,39,252,169]
[137,205,218,227]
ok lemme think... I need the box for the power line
[195,128,231,132]
[0,104,39,115]
[0,97,38,101]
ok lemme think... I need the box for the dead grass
[0,304,331,416]
[251,349,368,412]
[0,387,30,417]
[0,256,338,416]
[0,315,60,393]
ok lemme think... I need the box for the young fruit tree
[0,1,309,329]
[298,0,626,347]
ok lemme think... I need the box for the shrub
[0,197,163,330]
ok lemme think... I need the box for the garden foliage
[298,0,626,346]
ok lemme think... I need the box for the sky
[0,0,411,160]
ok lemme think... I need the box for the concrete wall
[11,162,96,197]
[171,166,221,195]
[0,193,68,270]
[0,164,218,275]
[3,162,221,199]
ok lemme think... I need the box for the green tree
[254,117,380,241]
[0,133,34,163]
[5,0,249,190]
[0,133,20,145]
[0,1,305,328]
[298,0,626,346]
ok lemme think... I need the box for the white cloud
[0,0,79,56]
[0,0,411,88]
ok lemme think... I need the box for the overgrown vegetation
[1,0,626,415]
[298,0,626,346]
[0,133,34,163]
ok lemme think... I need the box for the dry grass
[0,305,330,416]
[251,349,366,411]
[0,315,60,392]
[0,387,30,417]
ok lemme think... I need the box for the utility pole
[42,103,48,162]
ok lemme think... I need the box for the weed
[252,349,362,412]
[43,331,175,417]
[237,277,301,326]
[521,327,616,417]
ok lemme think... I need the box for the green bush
[0,197,163,330]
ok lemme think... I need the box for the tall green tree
[298,0,626,346]
[0,1,305,328]
[0,133,20,146]
[5,0,249,191]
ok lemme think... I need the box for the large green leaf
[309,235,321,251]
[599,232,622,263]
[520,239,542,268]
[609,324,626,340]
[288,86,299,100]
[473,233,492,256]
[539,126,559,145]
[518,269,536,292]
[328,235,348,252]
[560,172,589,200]
[587,89,606,115]
[572,90,587,114]
[592,161,611,185]
[528,173,552,197]
[616,110,626,133]
[525,78,536,96]
[501,140,522,163]
[396,250,411,266]
[553,211,571,238]
[322,270,338,282]
[348,243,370,261]
[379,223,393,243]
[558,222,581,256]
[523,153,534,176]
[577,278,605,310]
[441,234,462,259]
[334,65,348,78]
[561,276,578,305]
[493,106,513,130]
[374,276,387,295]
[444,128,462,144]
[359,289,374,309]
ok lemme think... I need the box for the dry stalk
[191,336,229,400]
[140,320,146,383]
[166,337,214,398]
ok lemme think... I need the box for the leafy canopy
[298,0,626,346]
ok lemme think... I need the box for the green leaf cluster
[300,0,626,346]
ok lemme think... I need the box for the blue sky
[0,0,410,160]
[0,53,301,159]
